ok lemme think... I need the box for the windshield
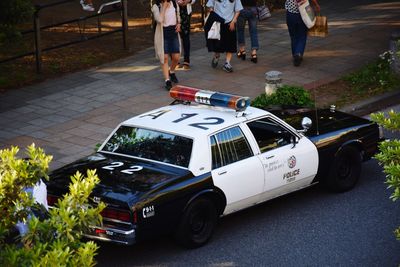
[100,126,193,167]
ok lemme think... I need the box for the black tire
[326,146,362,192]
[175,197,217,248]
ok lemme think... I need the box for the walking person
[205,0,243,72]
[178,0,196,69]
[285,0,320,66]
[236,0,259,63]
[152,0,181,90]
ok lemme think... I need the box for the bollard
[389,30,400,75]
[265,71,282,95]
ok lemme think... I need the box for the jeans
[237,7,259,50]
[286,11,308,56]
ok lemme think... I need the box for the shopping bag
[207,21,221,40]
[308,15,328,37]
[298,0,316,29]
[257,5,271,21]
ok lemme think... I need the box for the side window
[247,118,294,153]
[210,126,253,169]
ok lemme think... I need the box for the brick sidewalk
[0,0,399,169]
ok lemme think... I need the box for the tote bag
[298,0,316,29]
[308,15,328,37]
[257,5,271,21]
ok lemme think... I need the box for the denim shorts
[163,26,180,54]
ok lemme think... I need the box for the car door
[245,117,319,202]
[210,126,265,215]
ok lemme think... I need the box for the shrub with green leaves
[344,51,400,94]
[370,110,400,240]
[251,85,314,109]
[0,144,105,266]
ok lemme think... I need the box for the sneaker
[222,62,233,73]
[165,80,172,91]
[211,56,219,68]
[169,72,179,83]
[293,54,302,67]
[80,0,95,11]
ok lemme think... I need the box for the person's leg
[170,53,180,72]
[295,16,308,57]
[180,32,190,64]
[237,10,246,56]
[286,11,296,56]
[248,7,259,63]
[163,54,172,89]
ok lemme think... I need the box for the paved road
[96,154,400,266]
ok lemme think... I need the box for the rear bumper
[84,225,136,245]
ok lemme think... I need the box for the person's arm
[206,0,214,13]
[151,3,164,24]
[310,0,320,13]
[229,11,240,31]
[175,1,181,32]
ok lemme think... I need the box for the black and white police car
[46,85,382,248]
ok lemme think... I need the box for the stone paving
[0,0,399,169]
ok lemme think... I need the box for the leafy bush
[371,110,400,240]
[251,85,314,109]
[0,0,34,42]
[344,51,400,94]
[0,144,105,266]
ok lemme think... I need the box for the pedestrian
[205,0,243,73]
[178,0,196,69]
[152,0,182,90]
[236,0,259,63]
[285,0,320,66]
[80,0,95,11]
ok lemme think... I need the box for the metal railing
[0,0,128,73]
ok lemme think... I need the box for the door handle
[218,170,227,175]
[266,155,274,159]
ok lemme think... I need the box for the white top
[206,0,243,23]
[164,3,177,26]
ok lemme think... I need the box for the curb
[340,89,400,116]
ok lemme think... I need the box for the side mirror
[300,117,312,132]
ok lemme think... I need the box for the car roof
[120,103,269,138]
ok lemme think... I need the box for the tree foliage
[0,144,105,266]
[0,0,34,42]
[371,110,400,240]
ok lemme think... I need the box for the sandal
[237,50,246,61]
[251,53,257,63]
[183,62,190,70]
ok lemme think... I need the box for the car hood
[47,153,190,206]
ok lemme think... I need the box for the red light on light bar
[170,85,250,111]
[95,229,107,234]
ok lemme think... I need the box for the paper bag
[208,21,221,40]
[308,15,328,37]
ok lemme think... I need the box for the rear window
[100,126,193,167]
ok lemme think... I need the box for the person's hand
[176,23,181,32]
[229,20,236,31]
[297,0,307,5]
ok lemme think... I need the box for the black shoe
[251,53,257,63]
[211,56,219,68]
[293,54,302,67]
[169,72,179,83]
[222,62,233,73]
[165,80,172,90]
[237,50,246,60]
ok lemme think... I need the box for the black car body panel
[46,152,216,244]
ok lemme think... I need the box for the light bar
[170,85,250,111]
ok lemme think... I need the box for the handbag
[308,15,328,37]
[257,4,271,21]
[207,21,221,40]
[298,0,316,29]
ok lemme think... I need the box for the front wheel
[175,197,217,248]
[325,146,362,192]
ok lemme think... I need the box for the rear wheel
[175,197,217,248]
[325,146,362,192]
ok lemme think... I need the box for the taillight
[47,195,59,207]
[100,208,131,223]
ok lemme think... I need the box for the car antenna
[313,84,320,135]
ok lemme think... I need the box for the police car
[46,85,382,248]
